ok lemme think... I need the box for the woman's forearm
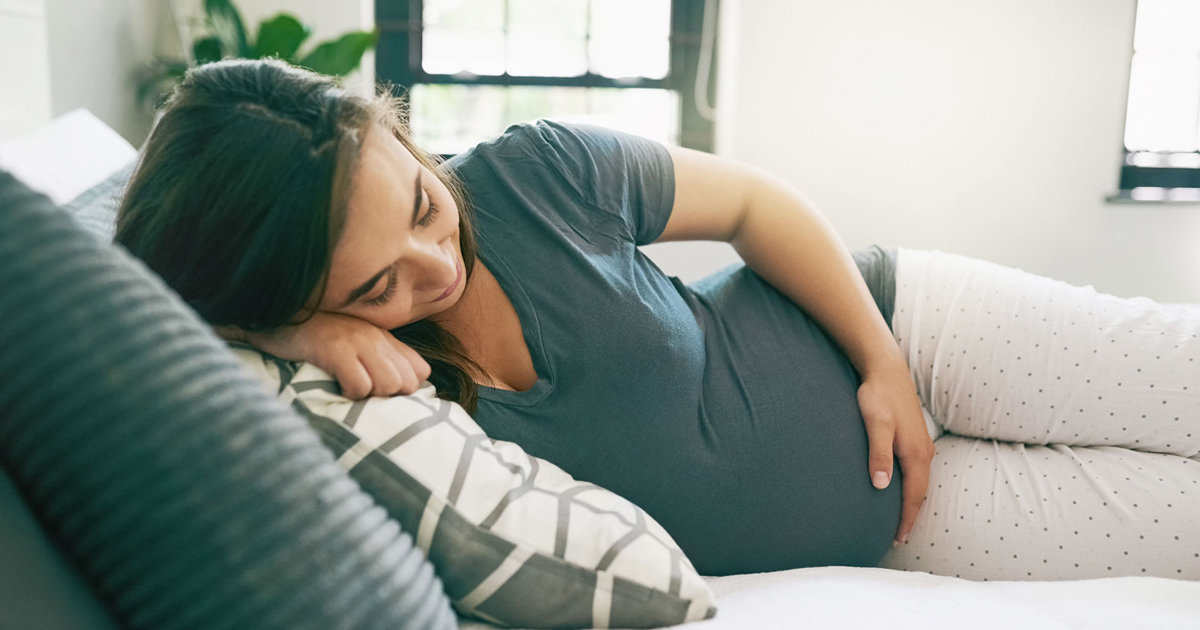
[730,171,904,378]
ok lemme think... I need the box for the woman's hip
[892,247,1200,454]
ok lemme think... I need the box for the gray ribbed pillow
[0,170,457,630]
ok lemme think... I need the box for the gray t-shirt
[444,121,901,576]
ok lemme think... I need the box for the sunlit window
[411,84,679,155]
[376,0,715,156]
[1123,0,1200,152]
[422,0,670,79]
[1114,0,1200,199]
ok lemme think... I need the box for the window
[1114,0,1200,202]
[374,0,718,156]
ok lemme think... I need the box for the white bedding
[0,109,136,204]
[457,565,1200,629]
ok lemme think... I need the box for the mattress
[457,564,1200,629]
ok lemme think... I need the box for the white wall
[667,0,1200,303]
[642,0,746,283]
[43,0,169,144]
[41,0,374,145]
[0,0,53,138]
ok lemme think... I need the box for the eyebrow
[339,171,424,307]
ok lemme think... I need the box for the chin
[421,294,462,327]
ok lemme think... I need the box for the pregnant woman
[115,59,1200,581]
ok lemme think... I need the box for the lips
[432,259,462,302]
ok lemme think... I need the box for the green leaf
[254,13,311,60]
[205,0,251,58]
[297,31,379,77]
[193,36,223,64]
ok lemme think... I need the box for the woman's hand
[224,312,431,400]
[856,359,935,547]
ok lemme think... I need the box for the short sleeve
[521,120,676,246]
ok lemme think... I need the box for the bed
[457,565,1200,629]
[4,111,1198,630]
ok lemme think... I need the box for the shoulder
[443,119,647,192]
[440,120,672,233]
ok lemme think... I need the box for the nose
[408,240,457,293]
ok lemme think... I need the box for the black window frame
[374,0,719,154]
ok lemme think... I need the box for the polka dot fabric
[879,248,1200,581]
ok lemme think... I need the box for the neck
[428,260,531,391]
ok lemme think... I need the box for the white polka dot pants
[878,248,1200,581]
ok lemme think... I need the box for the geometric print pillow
[229,344,718,629]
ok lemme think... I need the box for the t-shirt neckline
[473,233,553,408]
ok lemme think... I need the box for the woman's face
[316,125,466,330]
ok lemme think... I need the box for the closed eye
[364,193,439,308]
[366,266,397,307]
[418,198,440,227]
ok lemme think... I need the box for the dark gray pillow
[0,467,119,630]
[0,170,457,630]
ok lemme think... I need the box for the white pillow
[230,344,718,629]
[0,109,136,205]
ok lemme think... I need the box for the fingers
[894,449,931,545]
[862,414,896,490]
[388,336,432,384]
[335,336,433,399]
[333,360,374,400]
[855,368,933,547]
[359,350,407,397]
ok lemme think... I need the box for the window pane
[575,88,679,143]
[591,0,671,41]
[1134,0,1200,54]
[410,84,679,155]
[423,28,506,76]
[424,0,503,29]
[508,31,588,76]
[410,84,507,154]
[509,0,588,36]
[589,38,670,79]
[1123,53,1200,152]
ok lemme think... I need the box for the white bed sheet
[0,109,136,205]
[457,565,1200,630]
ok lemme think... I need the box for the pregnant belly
[617,346,903,576]
[631,263,903,575]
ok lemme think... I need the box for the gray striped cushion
[232,345,719,629]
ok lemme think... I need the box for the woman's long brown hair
[115,58,487,412]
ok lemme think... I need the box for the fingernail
[892,539,899,548]
[872,471,889,489]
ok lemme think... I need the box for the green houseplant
[138,0,379,109]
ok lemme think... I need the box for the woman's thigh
[892,248,1200,457]
[878,435,1200,580]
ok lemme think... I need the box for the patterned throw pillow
[230,344,718,629]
